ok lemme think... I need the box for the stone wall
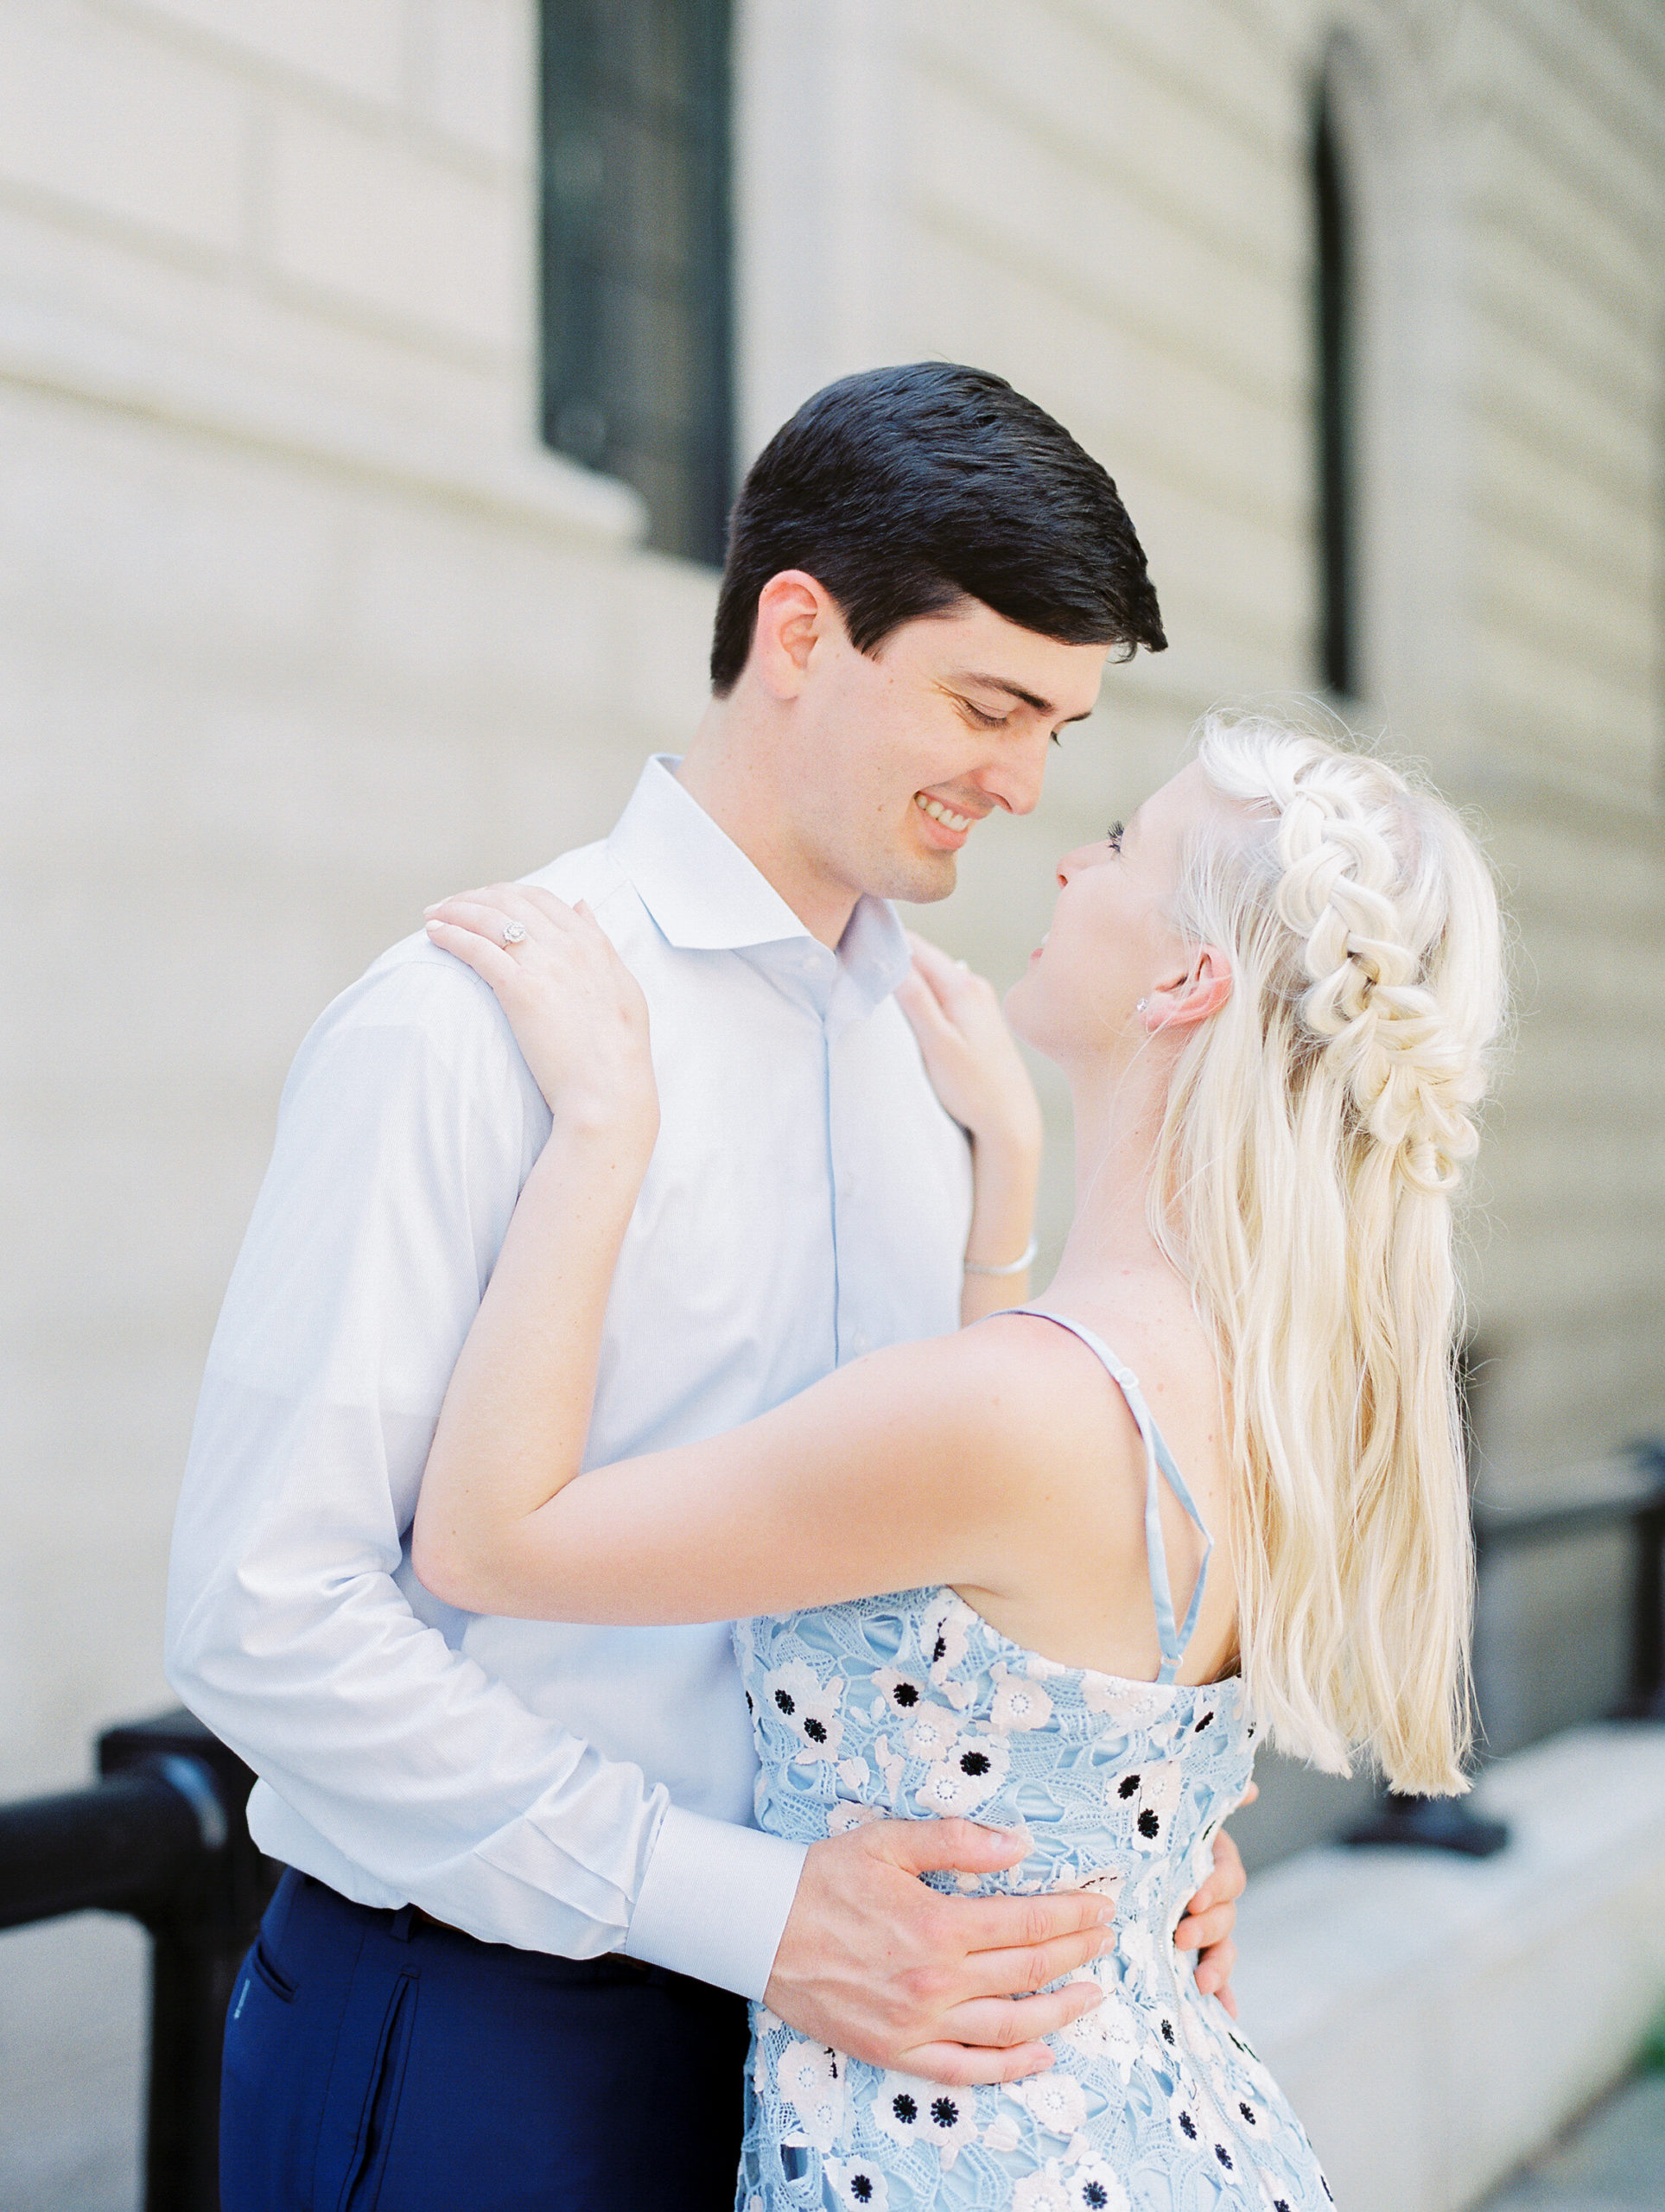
[0,3,1661,2202]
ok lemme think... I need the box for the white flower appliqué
[872,2072,977,2167]
[1062,2151,1131,2210]
[1108,1759,1185,1850]
[920,1596,972,1692]
[774,2038,849,2152]
[915,1729,1010,1816]
[1064,1989,1143,2082]
[763,1659,843,1764]
[990,1662,1055,1734]
[871,1666,929,1719]
[1009,2069,1089,2138]
[1013,2166,1075,2211]
[825,2152,889,2209]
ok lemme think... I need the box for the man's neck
[675,702,861,950]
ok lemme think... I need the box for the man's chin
[879,849,959,906]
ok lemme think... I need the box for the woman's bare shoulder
[902,1310,1150,1481]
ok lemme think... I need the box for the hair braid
[1274,776,1486,1195]
[1151,713,1506,1794]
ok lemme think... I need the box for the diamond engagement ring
[501,921,526,945]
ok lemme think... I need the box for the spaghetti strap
[1001,1305,1213,1685]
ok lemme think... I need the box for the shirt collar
[607,757,911,1015]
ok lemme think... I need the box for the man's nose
[974,728,1052,817]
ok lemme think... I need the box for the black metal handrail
[1345,1441,1665,1857]
[0,1708,274,2212]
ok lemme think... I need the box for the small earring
[1136,998,1148,1013]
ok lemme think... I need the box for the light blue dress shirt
[166,757,974,1998]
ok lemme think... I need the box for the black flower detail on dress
[893,1681,919,1707]
[959,1750,990,1777]
[773,1688,796,1716]
[1240,2101,1258,2125]
[1083,2186,1109,2208]
[890,2091,918,2126]
[1214,2143,1235,2170]
[1178,2112,1197,2140]
[1160,2017,1175,2045]
[1118,1773,1141,1799]
[931,2095,962,2130]
[804,1717,829,1744]
[1194,1711,1214,1732]
[850,2177,874,2204]
[1138,1808,1160,1839]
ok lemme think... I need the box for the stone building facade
[0,3,1661,2202]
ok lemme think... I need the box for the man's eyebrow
[953,672,1094,724]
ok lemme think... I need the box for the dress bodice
[731,1311,1331,2211]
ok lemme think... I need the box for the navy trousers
[221,1868,752,2212]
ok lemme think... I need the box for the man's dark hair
[709,361,1166,694]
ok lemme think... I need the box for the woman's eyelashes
[1106,821,1125,852]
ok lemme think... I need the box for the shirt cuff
[623,1803,808,1999]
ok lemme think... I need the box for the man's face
[778,597,1111,911]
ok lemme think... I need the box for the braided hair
[1152,715,1506,1793]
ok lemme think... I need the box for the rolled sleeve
[166,950,698,1958]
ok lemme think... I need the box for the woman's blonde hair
[1154,713,1506,1794]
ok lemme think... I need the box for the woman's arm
[411,890,1052,1628]
[894,936,1043,1325]
[410,884,660,1595]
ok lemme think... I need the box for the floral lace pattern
[733,1590,1332,2210]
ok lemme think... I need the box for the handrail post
[1617,1446,1665,1721]
[97,1713,274,2212]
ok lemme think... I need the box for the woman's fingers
[423,916,521,990]
[894,966,956,1047]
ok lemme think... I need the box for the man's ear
[750,569,836,701]
[1143,944,1232,1032]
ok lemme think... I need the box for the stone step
[1230,1725,1665,2212]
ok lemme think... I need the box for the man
[168,363,1244,2211]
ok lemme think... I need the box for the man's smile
[913,791,982,848]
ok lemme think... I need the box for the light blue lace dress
[733,1309,1332,2212]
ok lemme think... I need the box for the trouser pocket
[334,1971,417,2212]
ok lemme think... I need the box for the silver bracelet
[963,1235,1039,1277]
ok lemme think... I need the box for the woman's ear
[750,569,835,700]
[1143,945,1233,1032]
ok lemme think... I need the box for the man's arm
[165,951,804,1993]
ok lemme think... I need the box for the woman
[412,715,1504,2210]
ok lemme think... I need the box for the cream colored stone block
[422,0,535,164]
[1234,1728,1665,2212]
[0,204,528,445]
[897,226,1305,529]
[909,0,1302,276]
[1462,3,1664,245]
[0,2,247,256]
[0,1916,146,2212]
[1474,220,1658,403]
[910,72,1302,399]
[265,102,518,352]
[1471,619,1654,792]
[136,0,407,107]
[1467,142,1656,360]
